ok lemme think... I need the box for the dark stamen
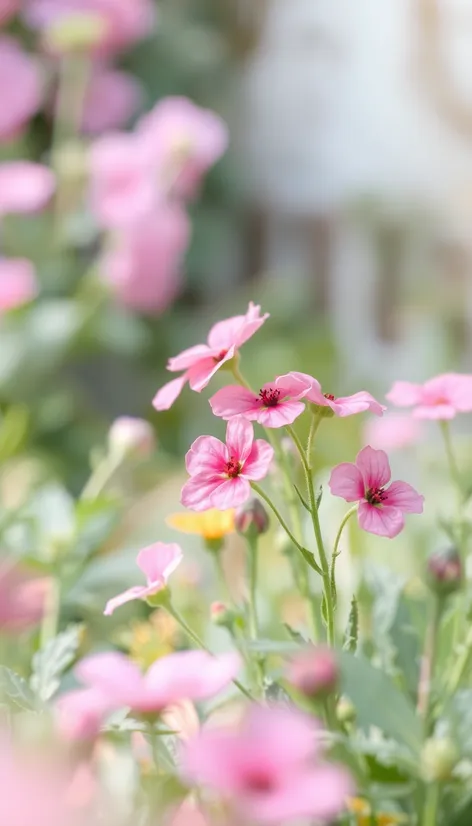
[324,393,336,401]
[366,487,387,506]
[226,457,241,478]
[259,388,281,407]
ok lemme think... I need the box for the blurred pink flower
[168,799,210,826]
[24,0,156,56]
[108,416,155,458]
[329,445,424,538]
[386,373,472,420]
[292,372,385,417]
[0,37,43,141]
[287,646,339,699]
[153,302,269,411]
[0,258,37,312]
[82,67,142,134]
[0,564,49,633]
[138,96,228,200]
[181,417,274,511]
[0,0,20,25]
[182,705,353,824]
[210,372,311,428]
[0,162,55,215]
[364,414,422,452]
[100,206,190,314]
[104,541,182,616]
[76,649,241,713]
[55,687,112,741]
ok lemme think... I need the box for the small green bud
[421,737,458,781]
[426,547,462,597]
[336,696,356,725]
[235,498,269,539]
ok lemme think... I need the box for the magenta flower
[181,417,274,512]
[386,373,472,420]
[76,649,241,713]
[153,302,269,411]
[209,372,311,428]
[292,372,385,417]
[104,542,182,616]
[0,37,43,142]
[0,258,37,312]
[0,162,55,215]
[329,445,424,538]
[182,705,353,824]
[82,68,142,134]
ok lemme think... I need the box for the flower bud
[426,547,462,597]
[421,737,458,782]
[210,601,238,632]
[287,646,339,700]
[108,417,155,460]
[235,498,269,539]
[336,696,356,726]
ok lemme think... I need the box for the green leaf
[316,486,323,510]
[283,623,307,644]
[321,593,328,626]
[73,497,120,561]
[293,484,310,512]
[31,625,82,701]
[0,666,38,711]
[338,651,422,755]
[298,545,322,575]
[343,595,359,653]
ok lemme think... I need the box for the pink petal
[328,462,364,502]
[355,445,391,489]
[209,476,251,509]
[244,439,275,480]
[274,372,312,399]
[256,400,305,427]
[76,652,143,697]
[0,162,55,215]
[167,344,213,372]
[246,766,352,824]
[291,372,326,405]
[209,385,260,419]
[187,346,235,392]
[332,391,386,417]
[358,502,404,538]
[0,258,37,312]
[386,380,422,407]
[412,404,456,420]
[226,416,254,464]
[145,650,240,703]
[103,583,160,616]
[152,374,188,411]
[364,414,422,451]
[207,302,268,350]
[449,374,472,412]
[137,542,183,584]
[384,481,424,513]
[185,435,227,475]
[181,474,226,511]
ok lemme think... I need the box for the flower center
[324,393,336,401]
[243,768,276,793]
[259,387,281,407]
[225,456,242,478]
[366,487,387,506]
[214,349,228,363]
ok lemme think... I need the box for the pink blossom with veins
[0,37,43,142]
[386,373,472,420]
[0,162,55,215]
[153,302,269,411]
[76,649,241,713]
[209,372,311,428]
[82,67,142,134]
[0,258,37,313]
[104,542,182,616]
[181,417,274,512]
[292,372,385,417]
[181,705,353,824]
[329,445,424,538]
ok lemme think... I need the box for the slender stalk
[247,536,259,638]
[422,782,439,826]
[80,451,124,500]
[306,412,322,464]
[439,421,462,497]
[330,506,358,608]
[417,596,444,734]
[40,577,61,648]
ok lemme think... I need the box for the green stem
[439,421,462,497]
[165,604,254,701]
[422,782,439,826]
[306,413,322,464]
[80,451,124,500]
[247,536,259,639]
[40,577,61,648]
[330,506,358,610]
[417,596,444,734]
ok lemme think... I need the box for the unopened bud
[45,12,106,52]
[108,417,155,460]
[235,498,269,539]
[426,547,462,597]
[288,646,339,700]
[421,737,458,782]
[336,696,356,726]
[211,601,230,624]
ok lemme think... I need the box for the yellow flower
[348,798,407,826]
[127,611,179,670]
[166,509,235,542]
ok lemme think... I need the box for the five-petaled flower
[209,372,311,428]
[166,509,235,541]
[329,445,424,538]
[181,416,273,511]
[152,302,269,411]
[386,373,472,420]
[292,373,385,417]
[104,542,182,616]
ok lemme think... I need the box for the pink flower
[386,373,472,420]
[0,564,49,633]
[82,67,142,134]
[0,162,55,215]
[100,206,190,314]
[209,372,311,428]
[137,96,228,201]
[181,417,274,512]
[329,445,424,538]
[0,37,43,142]
[153,302,269,411]
[55,687,112,741]
[0,0,20,26]
[0,258,37,312]
[182,705,353,824]
[76,649,241,713]
[292,372,385,417]
[287,646,339,699]
[104,541,182,616]
[108,416,155,458]
[364,414,423,452]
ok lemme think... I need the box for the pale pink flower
[386,373,472,420]
[210,372,311,428]
[0,564,49,633]
[0,37,43,142]
[181,417,274,512]
[0,162,55,215]
[82,67,142,134]
[329,445,424,538]
[153,302,269,411]
[168,799,210,826]
[100,206,190,314]
[292,372,385,417]
[0,258,37,312]
[0,0,20,26]
[55,687,112,741]
[364,414,422,452]
[287,646,339,699]
[182,705,353,824]
[104,541,182,616]
[76,649,241,713]
[108,416,155,458]
[138,96,228,201]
